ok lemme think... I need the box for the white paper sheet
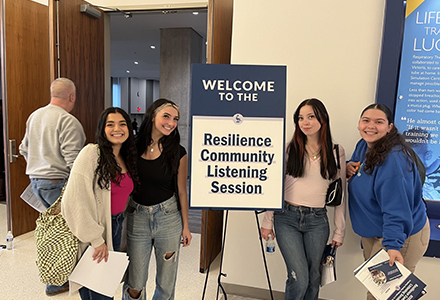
[69,247,129,297]
[20,183,45,212]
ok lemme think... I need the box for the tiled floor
[0,202,256,300]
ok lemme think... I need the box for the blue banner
[395,0,440,201]
[395,0,440,258]
[189,64,286,210]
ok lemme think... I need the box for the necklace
[306,145,321,160]
[149,140,156,153]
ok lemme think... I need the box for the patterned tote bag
[35,183,78,286]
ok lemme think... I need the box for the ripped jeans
[274,204,329,300]
[123,196,182,300]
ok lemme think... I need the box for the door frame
[1,0,11,232]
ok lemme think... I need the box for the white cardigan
[61,144,113,292]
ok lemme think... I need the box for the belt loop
[160,199,166,210]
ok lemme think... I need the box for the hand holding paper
[92,243,109,263]
[354,249,427,300]
[69,247,129,297]
[387,249,404,267]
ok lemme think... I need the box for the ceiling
[108,8,208,80]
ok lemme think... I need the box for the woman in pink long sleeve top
[261,98,346,300]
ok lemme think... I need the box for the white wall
[224,1,440,299]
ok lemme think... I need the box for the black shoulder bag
[325,145,343,207]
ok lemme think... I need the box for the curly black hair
[95,107,139,190]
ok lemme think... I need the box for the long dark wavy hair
[286,98,337,180]
[361,104,418,174]
[137,98,181,175]
[95,107,139,190]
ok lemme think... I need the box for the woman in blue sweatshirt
[347,104,429,299]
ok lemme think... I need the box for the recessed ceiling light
[150,45,156,49]
[126,70,130,73]
[134,61,139,65]
[192,11,199,15]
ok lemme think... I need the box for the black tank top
[133,145,186,206]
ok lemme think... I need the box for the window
[112,77,121,107]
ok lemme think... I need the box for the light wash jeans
[30,178,66,209]
[79,212,125,300]
[274,203,329,300]
[123,196,182,300]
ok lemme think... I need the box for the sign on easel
[189,64,286,210]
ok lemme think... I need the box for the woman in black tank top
[123,99,192,300]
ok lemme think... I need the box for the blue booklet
[354,249,426,300]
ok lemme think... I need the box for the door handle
[9,140,21,163]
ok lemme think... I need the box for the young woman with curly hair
[62,107,139,300]
[261,98,346,300]
[347,104,430,300]
[123,98,192,300]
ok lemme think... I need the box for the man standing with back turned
[19,77,86,296]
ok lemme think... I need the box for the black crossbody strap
[334,144,340,170]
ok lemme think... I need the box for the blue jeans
[123,196,182,300]
[111,212,125,252]
[274,204,329,300]
[31,178,66,209]
[79,213,125,300]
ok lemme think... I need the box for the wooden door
[1,0,51,236]
[200,0,234,273]
[49,0,105,143]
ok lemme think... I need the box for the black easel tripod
[201,209,274,300]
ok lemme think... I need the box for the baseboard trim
[222,283,285,300]
[222,283,329,300]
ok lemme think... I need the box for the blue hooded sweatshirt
[348,139,427,251]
